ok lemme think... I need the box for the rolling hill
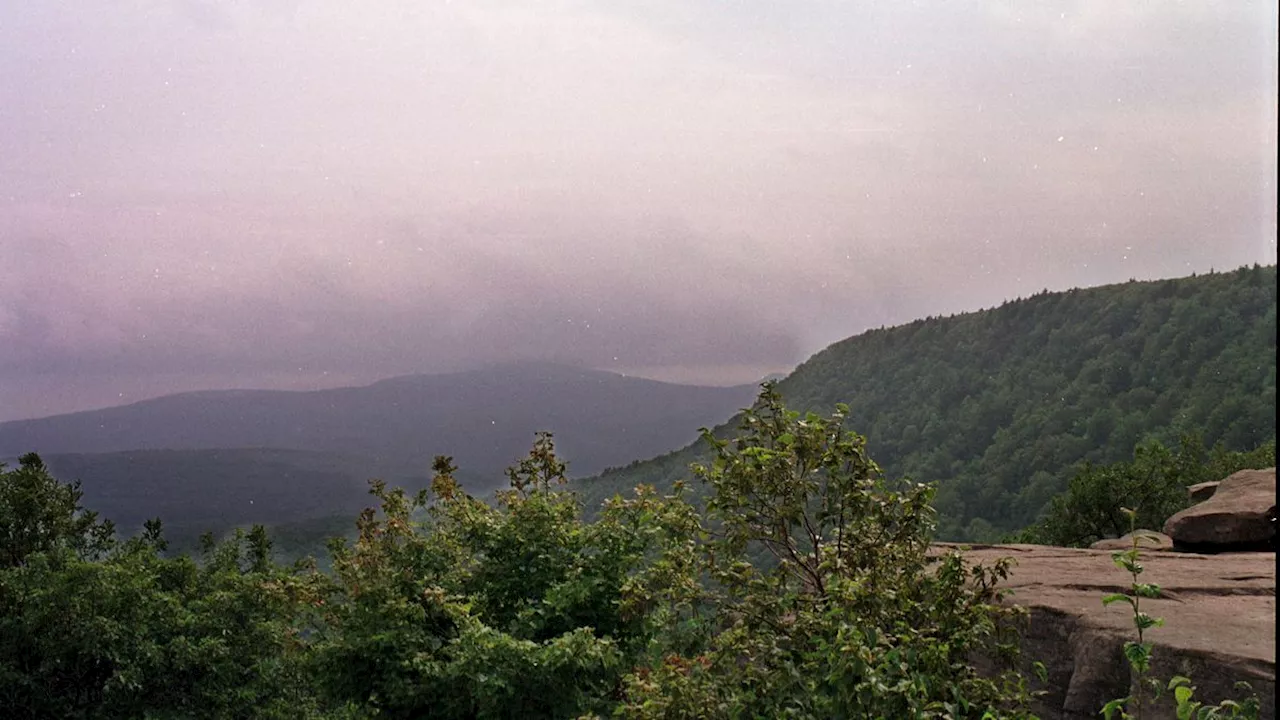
[1,363,758,544]
[0,362,756,481]
[575,266,1277,540]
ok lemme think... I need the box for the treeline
[579,266,1278,540]
[1013,434,1275,547]
[1,392,1043,719]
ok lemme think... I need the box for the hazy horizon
[2,266,1268,424]
[2,358,777,425]
[2,2,1276,422]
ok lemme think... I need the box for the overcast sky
[1,1,1276,422]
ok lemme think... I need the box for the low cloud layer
[1,1,1275,421]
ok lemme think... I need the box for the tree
[0,454,328,718]
[311,435,702,719]
[0,453,115,567]
[617,384,1039,719]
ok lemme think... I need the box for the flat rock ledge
[933,543,1276,720]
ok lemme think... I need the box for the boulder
[1187,481,1219,503]
[1164,468,1276,552]
[934,543,1275,720]
[1089,530,1173,551]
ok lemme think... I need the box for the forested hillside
[578,266,1277,539]
[33,449,452,555]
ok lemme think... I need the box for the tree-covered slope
[577,266,1277,540]
[33,448,434,546]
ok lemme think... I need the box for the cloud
[0,201,801,378]
[0,0,1274,420]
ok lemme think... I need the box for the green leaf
[1102,593,1135,608]
[1123,641,1152,671]
[1176,699,1201,720]
[1102,697,1129,720]
[1133,583,1162,598]
[1174,685,1194,704]
[1134,612,1164,630]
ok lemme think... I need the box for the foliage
[1012,436,1275,547]
[613,385,1041,719]
[0,453,114,567]
[0,389,1047,718]
[308,434,705,719]
[0,512,328,718]
[1100,509,1261,720]
[579,266,1278,540]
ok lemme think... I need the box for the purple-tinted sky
[1,1,1276,422]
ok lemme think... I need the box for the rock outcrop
[1187,481,1220,503]
[1164,468,1276,552]
[936,543,1276,720]
[1088,530,1173,551]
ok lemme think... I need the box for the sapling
[1100,508,1260,720]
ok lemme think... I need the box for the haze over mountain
[1,2,1275,422]
[1,362,757,487]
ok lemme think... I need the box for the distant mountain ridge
[576,266,1277,540]
[0,363,758,518]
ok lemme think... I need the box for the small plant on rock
[1101,508,1261,720]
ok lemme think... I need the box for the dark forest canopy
[577,265,1277,540]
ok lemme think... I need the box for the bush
[615,384,1039,719]
[1013,437,1275,547]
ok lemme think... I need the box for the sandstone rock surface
[1088,530,1173,551]
[1164,467,1276,552]
[1187,480,1220,503]
[935,543,1276,720]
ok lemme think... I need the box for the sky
[1,1,1276,422]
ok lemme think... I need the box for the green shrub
[1100,509,1261,720]
[615,384,1040,719]
[1013,437,1275,547]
